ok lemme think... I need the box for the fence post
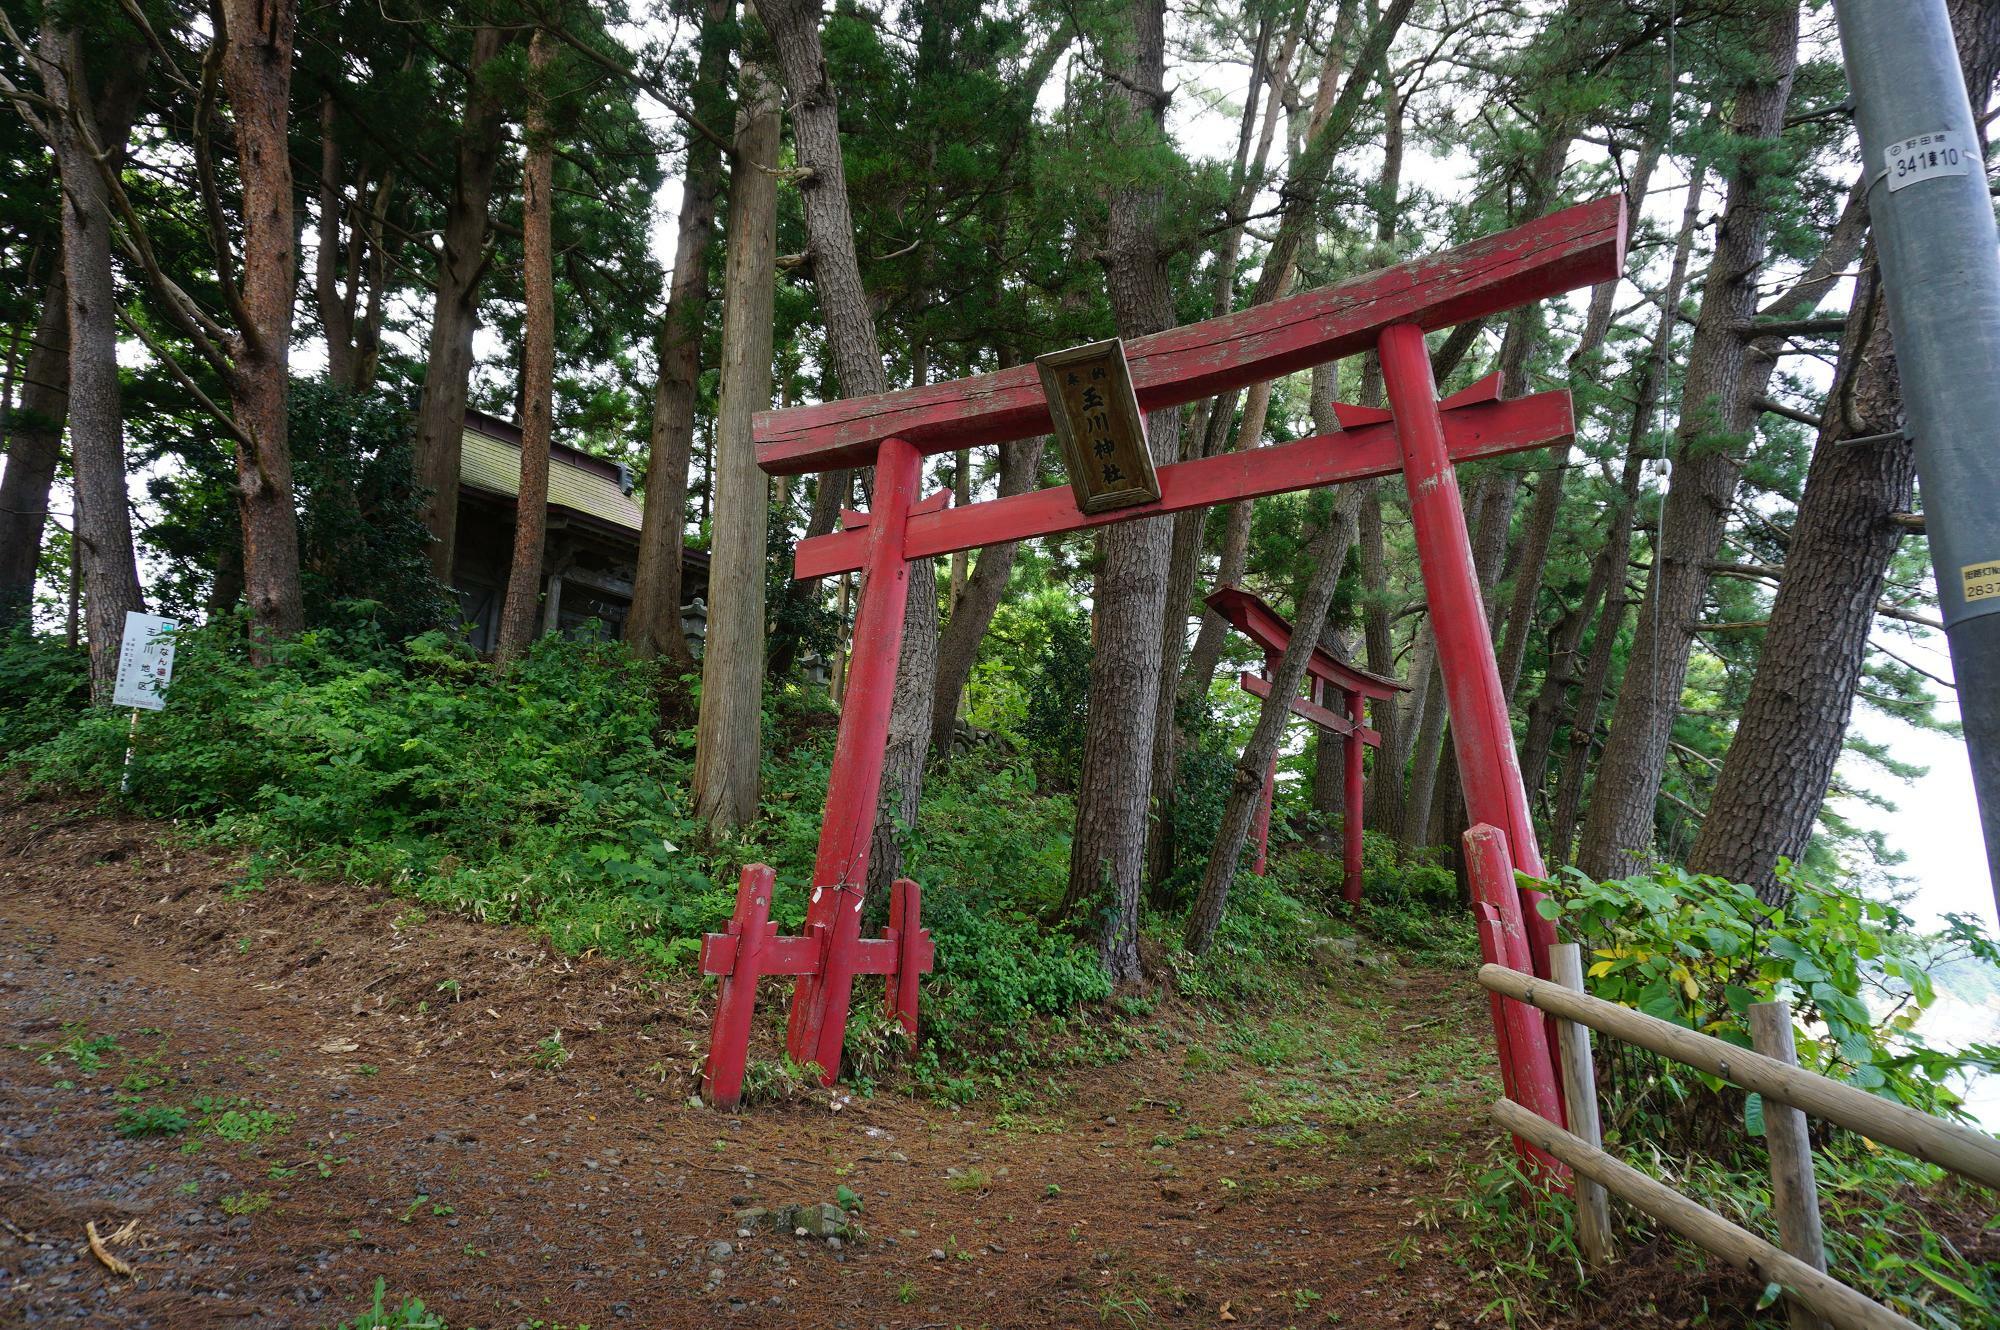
[1549,943,1615,1268]
[1749,1000,1830,1330]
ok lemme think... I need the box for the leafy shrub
[964,589,1092,789]
[139,378,455,638]
[1544,861,1998,1126]
[0,631,87,750]
[9,622,1116,1094]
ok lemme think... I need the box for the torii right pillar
[1378,324,1558,978]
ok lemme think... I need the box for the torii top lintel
[753,194,1628,476]
[1205,585,1408,704]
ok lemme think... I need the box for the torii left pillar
[784,435,923,1077]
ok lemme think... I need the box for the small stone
[929,1249,946,1261]
[708,1241,734,1262]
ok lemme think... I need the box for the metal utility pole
[1834,0,2000,921]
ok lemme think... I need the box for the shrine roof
[1204,586,1408,701]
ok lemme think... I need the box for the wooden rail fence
[1464,823,2000,1330]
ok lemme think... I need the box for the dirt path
[0,788,1510,1328]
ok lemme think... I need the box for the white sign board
[1884,131,1969,192]
[112,612,178,711]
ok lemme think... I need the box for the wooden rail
[1463,827,1997,1329]
[1492,1099,1921,1330]
[1477,962,2000,1189]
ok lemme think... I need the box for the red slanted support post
[1341,688,1366,906]
[702,864,778,1109]
[786,436,924,1081]
[1465,823,1568,1178]
[1377,324,1557,976]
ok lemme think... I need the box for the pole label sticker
[1964,560,2000,604]
[112,611,178,711]
[1884,131,1969,192]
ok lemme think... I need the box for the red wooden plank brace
[796,393,1576,579]
[701,864,780,1110]
[1377,324,1558,978]
[884,878,934,1041]
[1341,689,1366,906]
[1466,825,1570,1180]
[754,196,1625,472]
[785,435,924,1082]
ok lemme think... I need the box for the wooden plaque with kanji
[1036,338,1160,514]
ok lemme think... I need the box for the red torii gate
[1205,585,1406,895]
[699,195,1625,1125]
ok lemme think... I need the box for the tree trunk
[1574,3,1802,878]
[1399,646,1447,846]
[628,0,734,671]
[693,63,780,832]
[38,25,146,695]
[929,435,1046,755]
[1494,138,1662,700]
[414,26,507,583]
[1688,249,1907,896]
[1184,491,1359,954]
[316,94,360,390]
[1519,157,1706,801]
[1549,575,1633,866]
[1357,481,1405,833]
[1060,0,1182,983]
[1685,0,2000,892]
[494,30,556,663]
[762,0,939,894]
[0,269,67,624]
[221,0,306,646]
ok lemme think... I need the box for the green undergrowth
[2,622,1448,1100]
[2,621,1120,1086]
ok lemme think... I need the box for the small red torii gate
[698,195,1626,1126]
[1204,585,1406,895]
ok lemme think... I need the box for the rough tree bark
[0,268,67,624]
[1060,0,1183,982]
[761,0,937,895]
[1520,155,1706,806]
[1684,0,2000,893]
[413,25,507,583]
[36,25,147,695]
[1686,250,1907,896]
[494,30,556,663]
[692,62,780,831]
[221,0,307,645]
[1574,4,1802,877]
[627,0,734,671]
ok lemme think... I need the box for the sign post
[112,611,177,793]
[1832,0,2000,918]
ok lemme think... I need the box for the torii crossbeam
[1206,585,1406,895]
[699,195,1626,1122]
